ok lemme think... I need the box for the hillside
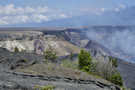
[0,48,120,90]
[0,27,134,89]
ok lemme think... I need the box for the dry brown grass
[44,40,81,56]
[16,63,91,80]
[16,62,112,85]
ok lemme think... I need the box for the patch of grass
[87,71,103,79]
[34,85,55,90]
[120,86,131,90]
[16,63,95,80]
[61,59,78,69]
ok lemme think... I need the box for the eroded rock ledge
[0,70,120,90]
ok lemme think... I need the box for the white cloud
[0,4,69,25]
[114,4,126,12]
[0,4,49,15]
[114,8,120,12]
[0,19,8,25]
[80,8,107,16]
[32,14,49,23]
[59,14,68,18]
[100,8,106,12]
[0,15,30,24]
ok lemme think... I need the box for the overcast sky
[0,0,134,26]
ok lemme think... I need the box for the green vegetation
[121,87,131,90]
[109,56,118,67]
[78,49,92,72]
[44,45,57,63]
[69,52,74,60]
[61,59,78,69]
[34,85,55,90]
[44,48,123,87]
[78,49,123,86]
[14,47,19,52]
[109,72,123,86]
[21,59,28,63]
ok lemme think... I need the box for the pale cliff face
[0,40,34,52]
[0,31,43,41]
[0,36,81,56]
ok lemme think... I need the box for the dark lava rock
[0,48,44,70]
[0,48,120,90]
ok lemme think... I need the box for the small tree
[14,47,19,52]
[109,56,118,67]
[78,49,92,72]
[69,52,74,60]
[44,45,57,63]
[95,60,115,80]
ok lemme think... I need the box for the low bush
[109,56,118,67]
[78,49,123,86]
[94,60,123,86]
[44,45,57,63]
[94,60,114,80]
[109,72,123,86]
[14,47,19,52]
[69,52,74,60]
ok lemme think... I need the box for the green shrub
[78,50,123,86]
[44,45,57,63]
[14,47,19,52]
[78,49,92,72]
[21,59,28,63]
[109,56,118,67]
[109,72,123,86]
[41,85,55,90]
[89,62,97,73]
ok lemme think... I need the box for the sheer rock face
[0,31,43,41]
[34,39,45,55]
[0,40,35,52]
[0,30,81,56]
[0,31,43,53]
[85,40,111,59]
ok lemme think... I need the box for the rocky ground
[0,48,120,90]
